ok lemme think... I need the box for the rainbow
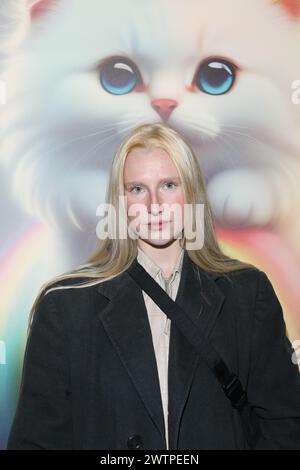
[0,222,50,449]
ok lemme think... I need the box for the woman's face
[124,147,185,247]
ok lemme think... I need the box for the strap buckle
[222,373,248,411]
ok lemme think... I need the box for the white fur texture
[1,0,300,250]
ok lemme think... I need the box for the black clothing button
[127,434,143,449]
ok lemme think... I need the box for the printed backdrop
[0,0,300,449]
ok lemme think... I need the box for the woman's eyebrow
[125,177,181,186]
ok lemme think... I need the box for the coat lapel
[168,250,225,450]
[97,250,225,449]
[97,269,166,443]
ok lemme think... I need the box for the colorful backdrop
[1,0,300,449]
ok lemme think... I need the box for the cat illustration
[2,0,300,452]
[1,0,300,268]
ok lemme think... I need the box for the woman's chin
[129,222,183,246]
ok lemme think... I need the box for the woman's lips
[147,220,169,229]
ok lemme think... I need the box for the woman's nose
[148,192,162,213]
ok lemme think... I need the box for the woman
[7,123,300,450]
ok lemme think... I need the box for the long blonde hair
[28,122,254,329]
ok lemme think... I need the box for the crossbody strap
[127,258,261,449]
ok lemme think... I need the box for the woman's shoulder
[216,265,271,297]
[38,275,100,308]
[216,264,263,283]
[220,267,281,315]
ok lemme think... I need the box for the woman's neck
[137,239,184,278]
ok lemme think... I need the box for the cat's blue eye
[100,57,142,95]
[195,58,236,95]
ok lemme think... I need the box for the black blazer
[7,250,300,450]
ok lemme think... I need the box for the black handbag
[127,258,262,449]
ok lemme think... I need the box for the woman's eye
[195,58,236,95]
[130,186,144,193]
[163,182,177,189]
[100,56,142,95]
[128,182,177,193]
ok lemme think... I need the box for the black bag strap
[127,259,261,449]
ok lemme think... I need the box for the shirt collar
[137,245,185,281]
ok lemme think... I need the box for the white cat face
[1,0,300,230]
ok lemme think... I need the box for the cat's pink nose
[151,99,178,121]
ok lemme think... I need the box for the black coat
[7,250,300,450]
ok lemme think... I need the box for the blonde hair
[28,122,255,330]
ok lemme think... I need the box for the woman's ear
[273,0,300,19]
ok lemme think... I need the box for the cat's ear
[0,0,58,53]
[274,0,300,19]
[28,0,59,19]
[0,1,33,52]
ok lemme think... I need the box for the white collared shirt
[136,246,184,450]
